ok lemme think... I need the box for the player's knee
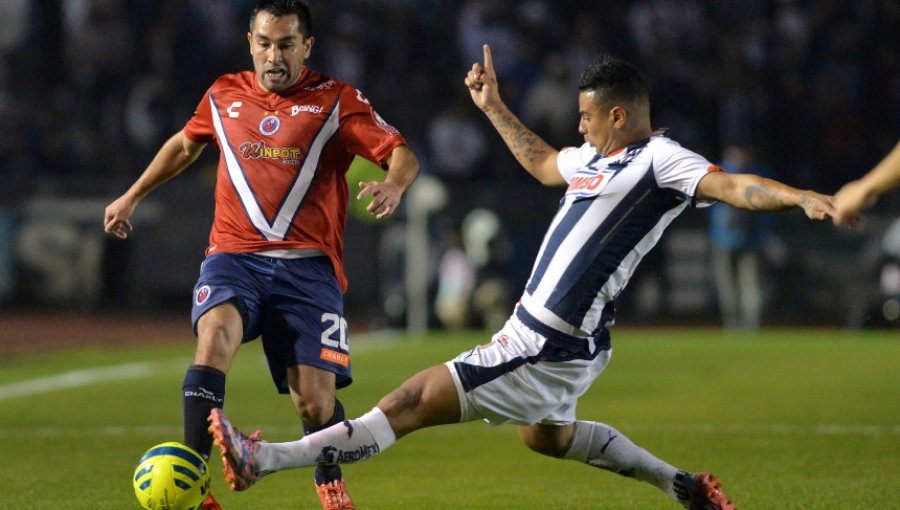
[522,437,566,457]
[194,324,241,370]
[377,385,420,418]
[197,319,240,352]
[518,426,571,458]
[296,397,333,425]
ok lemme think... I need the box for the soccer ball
[133,442,210,510]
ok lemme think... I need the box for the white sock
[564,421,681,501]
[257,407,397,472]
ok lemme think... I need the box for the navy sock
[182,365,225,460]
[304,399,345,484]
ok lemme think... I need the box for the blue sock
[304,399,345,484]
[182,365,225,460]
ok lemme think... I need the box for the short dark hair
[250,0,312,36]
[578,56,650,110]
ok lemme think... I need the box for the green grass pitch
[0,328,897,509]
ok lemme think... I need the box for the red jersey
[183,68,406,292]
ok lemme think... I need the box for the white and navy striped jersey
[517,132,720,339]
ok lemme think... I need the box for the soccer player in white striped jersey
[833,140,900,226]
[209,44,839,509]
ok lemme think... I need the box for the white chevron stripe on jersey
[209,94,341,241]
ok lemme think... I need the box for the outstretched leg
[209,364,461,489]
[518,421,736,509]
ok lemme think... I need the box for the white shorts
[445,314,612,426]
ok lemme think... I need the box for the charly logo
[183,386,222,404]
[259,114,281,136]
[195,285,211,306]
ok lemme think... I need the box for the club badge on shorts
[195,285,212,306]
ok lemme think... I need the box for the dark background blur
[1,0,898,332]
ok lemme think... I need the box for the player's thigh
[262,257,351,393]
[191,252,267,342]
[378,364,461,438]
[194,301,244,370]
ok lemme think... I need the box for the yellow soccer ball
[133,442,210,510]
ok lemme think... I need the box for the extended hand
[832,179,872,228]
[798,190,839,222]
[104,196,136,239]
[464,44,502,112]
[358,180,403,220]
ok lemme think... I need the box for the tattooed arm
[465,44,565,186]
[696,171,835,220]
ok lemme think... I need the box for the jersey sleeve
[556,143,595,183]
[653,142,721,207]
[182,86,216,144]
[337,86,406,168]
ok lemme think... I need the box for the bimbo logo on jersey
[239,140,303,164]
[569,173,606,192]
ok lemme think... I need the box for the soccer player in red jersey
[104,2,419,508]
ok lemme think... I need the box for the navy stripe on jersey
[538,165,684,325]
[526,198,589,296]
[524,148,634,298]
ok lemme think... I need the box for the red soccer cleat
[208,408,265,491]
[685,472,737,510]
[315,479,356,510]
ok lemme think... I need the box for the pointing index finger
[482,44,494,75]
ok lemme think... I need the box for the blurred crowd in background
[1,0,899,330]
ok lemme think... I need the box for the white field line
[0,359,189,401]
[0,334,401,402]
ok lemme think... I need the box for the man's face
[248,12,313,92]
[577,91,614,154]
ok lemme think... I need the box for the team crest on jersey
[195,285,211,306]
[239,140,303,164]
[259,114,281,136]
